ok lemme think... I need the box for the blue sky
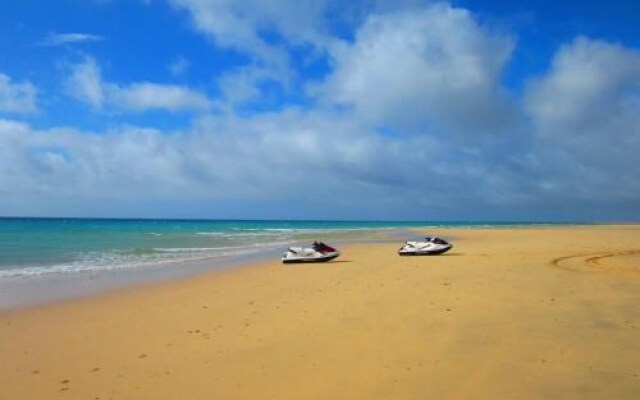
[0,0,639,221]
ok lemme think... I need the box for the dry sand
[1,225,640,399]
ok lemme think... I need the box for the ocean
[0,218,542,278]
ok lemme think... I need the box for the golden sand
[1,225,640,399]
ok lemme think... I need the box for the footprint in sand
[59,379,70,392]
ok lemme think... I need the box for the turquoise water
[0,218,555,277]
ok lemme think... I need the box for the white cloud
[169,0,330,59]
[0,73,37,114]
[110,82,211,112]
[65,57,212,112]
[525,37,640,203]
[65,57,105,108]
[216,65,283,107]
[0,110,505,219]
[526,37,640,135]
[169,56,190,77]
[2,4,640,219]
[40,33,103,46]
[168,0,341,105]
[316,4,515,134]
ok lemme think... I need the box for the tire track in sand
[550,250,640,274]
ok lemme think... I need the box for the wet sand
[1,225,640,399]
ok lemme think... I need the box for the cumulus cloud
[216,65,285,107]
[525,37,640,204]
[0,73,37,114]
[0,108,513,219]
[3,2,640,220]
[169,0,330,59]
[39,33,103,46]
[0,119,192,209]
[168,0,343,105]
[526,37,640,134]
[316,4,516,135]
[65,57,212,112]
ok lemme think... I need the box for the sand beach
[1,225,639,399]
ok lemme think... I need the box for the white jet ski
[282,241,340,264]
[398,237,452,256]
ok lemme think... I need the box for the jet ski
[398,237,452,256]
[282,241,340,264]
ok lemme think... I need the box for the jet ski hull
[398,246,452,256]
[282,252,340,264]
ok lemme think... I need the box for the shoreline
[0,223,615,313]
[0,228,411,313]
[0,247,282,313]
[0,223,599,313]
[1,225,639,399]
[0,222,564,313]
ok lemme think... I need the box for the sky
[0,0,639,221]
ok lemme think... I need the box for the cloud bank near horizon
[0,1,639,220]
